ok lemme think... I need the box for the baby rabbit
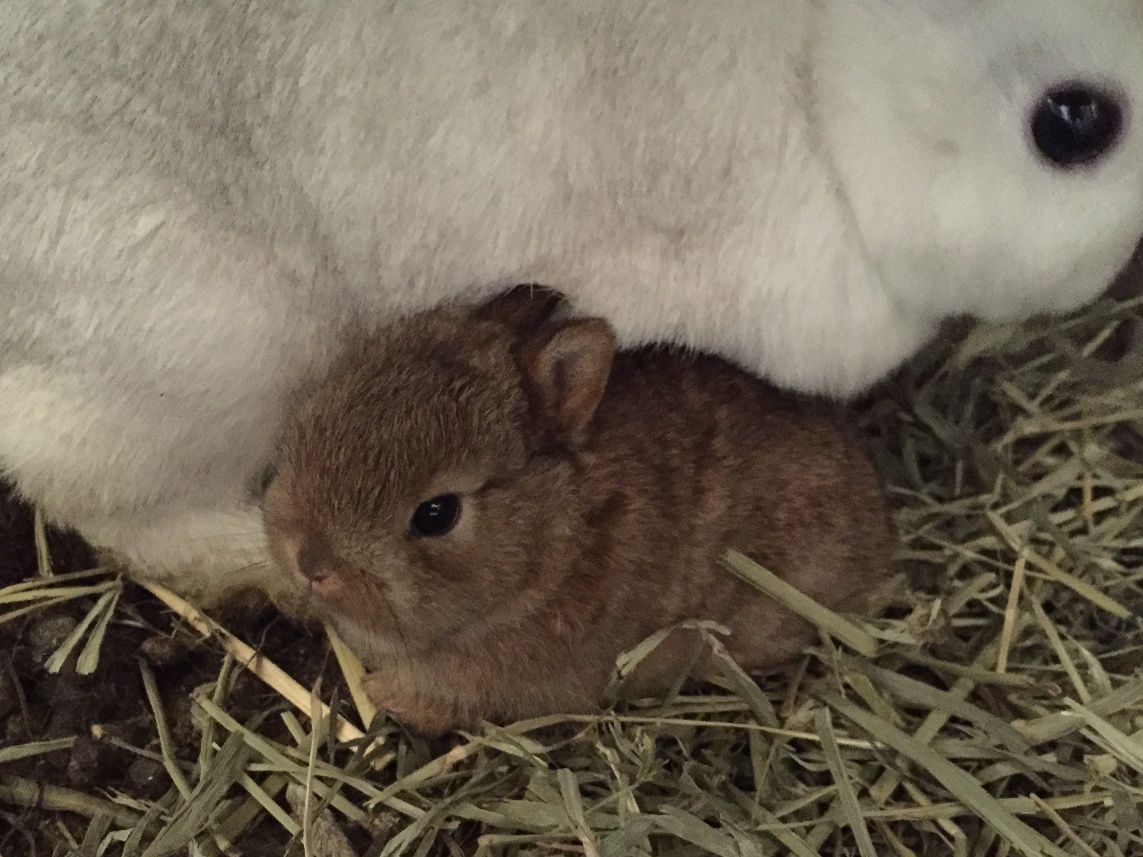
[263,289,894,735]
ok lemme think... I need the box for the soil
[0,482,347,856]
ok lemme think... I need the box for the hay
[2,294,1141,856]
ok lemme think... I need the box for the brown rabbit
[263,288,894,736]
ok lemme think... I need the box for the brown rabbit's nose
[295,539,333,585]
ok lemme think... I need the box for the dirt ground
[0,483,349,856]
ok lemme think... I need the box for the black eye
[410,494,462,537]
[1031,86,1124,168]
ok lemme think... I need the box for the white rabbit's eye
[1032,86,1124,168]
[410,494,462,537]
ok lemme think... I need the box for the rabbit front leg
[360,663,472,738]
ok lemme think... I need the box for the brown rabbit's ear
[472,285,565,337]
[518,318,616,442]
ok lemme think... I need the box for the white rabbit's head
[812,0,1143,323]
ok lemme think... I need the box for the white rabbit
[1,0,1140,605]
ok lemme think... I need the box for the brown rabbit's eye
[410,494,461,537]
[1031,86,1124,168]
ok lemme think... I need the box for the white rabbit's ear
[518,319,616,443]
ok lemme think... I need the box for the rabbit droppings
[263,290,894,735]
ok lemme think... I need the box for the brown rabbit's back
[567,346,892,685]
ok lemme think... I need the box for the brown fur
[263,288,894,735]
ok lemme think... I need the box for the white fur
[1,0,1140,603]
